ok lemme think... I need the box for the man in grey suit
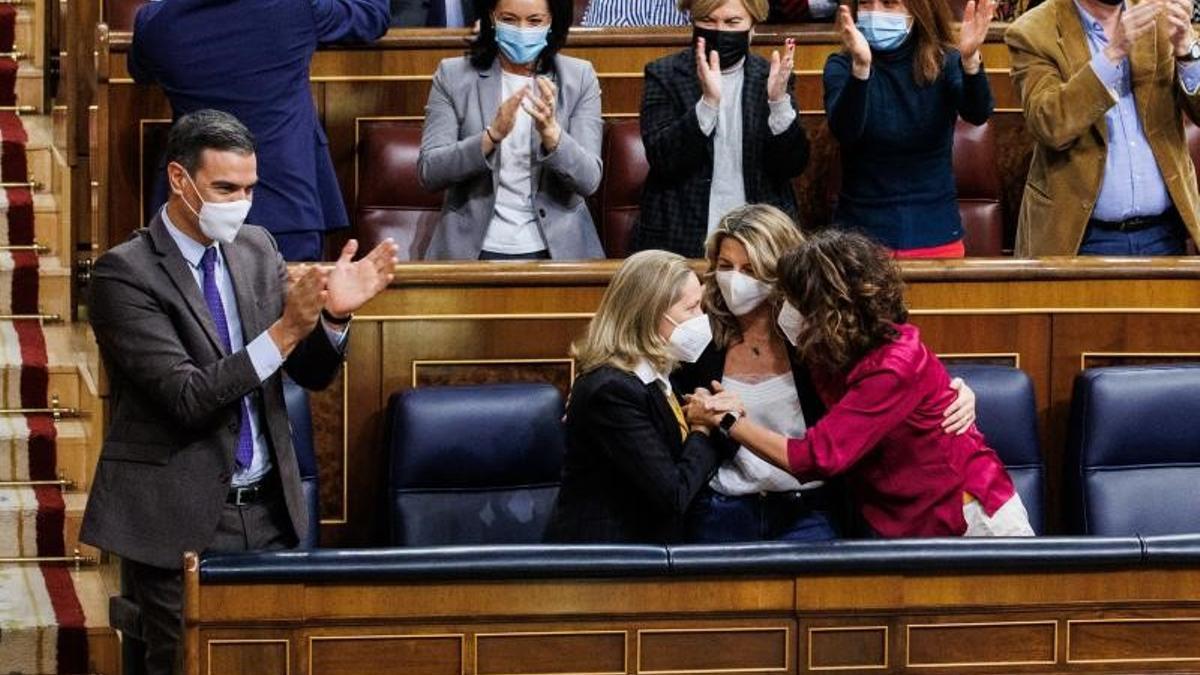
[81,110,398,675]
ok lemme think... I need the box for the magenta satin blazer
[787,323,1016,537]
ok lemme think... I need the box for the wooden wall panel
[475,631,627,675]
[906,620,1057,668]
[805,625,888,671]
[1067,618,1200,666]
[203,636,292,675]
[637,627,790,674]
[309,634,464,675]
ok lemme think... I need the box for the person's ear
[166,162,187,197]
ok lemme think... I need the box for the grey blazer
[418,55,606,260]
[80,213,345,569]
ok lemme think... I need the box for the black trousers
[123,481,296,675]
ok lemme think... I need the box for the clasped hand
[682,380,746,432]
[270,238,399,356]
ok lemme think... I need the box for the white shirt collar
[160,206,217,270]
[633,359,672,391]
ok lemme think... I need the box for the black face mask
[693,25,751,69]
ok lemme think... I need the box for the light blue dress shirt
[161,208,345,486]
[1077,1,1200,222]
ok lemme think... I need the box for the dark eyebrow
[211,181,256,190]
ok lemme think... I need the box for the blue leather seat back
[946,364,1045,533]
[1067,365,1200,536]
[284,378,321,549]
[386,384,566,546]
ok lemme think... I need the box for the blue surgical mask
[857,10,911,51]
[494,22,550,65]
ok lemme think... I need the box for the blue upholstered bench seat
[196,535,1200,583]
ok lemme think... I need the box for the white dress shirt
[161,208,346,486]
[482,71,548,255]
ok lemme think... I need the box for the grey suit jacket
[417,55,606,260]
[80,213,345,569]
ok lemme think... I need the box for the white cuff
[246,332,285,383]
[695,99,719,136]
[768,98,797,136]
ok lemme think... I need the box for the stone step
[0,417,87,485]
[0,487,97,561]
[14,8,36,70]
[33,191,63,256]
[15,64,41,114]
[23,113,55,195]
[0,565,120,674]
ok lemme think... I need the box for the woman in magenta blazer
[687,229,1032,537]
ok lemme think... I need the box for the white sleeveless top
[710,373,825,495]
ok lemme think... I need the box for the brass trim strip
[0,549,97,568]
[207,638,291,675]
[1080,352,1200,371]
[412,358,577,389]
[938,352,1021,368]
[635,626,790,675]
[807,626,889,672]
[905,620,1058,668]
[473,630,628,675]
[0,478,73,488]
[1066,617,1200,665]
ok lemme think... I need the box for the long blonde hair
[702,204,805,349]
[574,250,695,376]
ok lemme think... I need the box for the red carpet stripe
[40,565,89,674]
[14,318,47,408]
[9,249,38,315]
[0,58,16,108]
[33,483,64,557]
[0,6,14,54]
[25,413,57,481]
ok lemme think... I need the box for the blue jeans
[1079,220,1187,256]
[685,488,839,543]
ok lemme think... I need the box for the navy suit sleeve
[312,0,390,44]
[127,4,159,84]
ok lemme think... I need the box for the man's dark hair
[468,0,574,75]
[166,109,256,174]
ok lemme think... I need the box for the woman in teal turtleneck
[824,0,996,258]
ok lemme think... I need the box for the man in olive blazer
[1006,0,1200,256]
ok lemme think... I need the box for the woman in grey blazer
[418,0,605,260]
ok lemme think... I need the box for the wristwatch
[718,411,742,437]
[1180,40,1200,62]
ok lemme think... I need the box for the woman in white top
[672,204,978,541]
[418,0,605,260]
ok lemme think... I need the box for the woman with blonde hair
[544,250,724,543]
[673,204,977,542]
[697,230,1033,537]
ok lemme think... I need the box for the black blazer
[545,366,724,543]
[635,49,810,259]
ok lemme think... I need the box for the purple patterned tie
[200,247,254,470]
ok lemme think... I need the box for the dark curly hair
[777,230,908,375]
[469,0,574,75]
